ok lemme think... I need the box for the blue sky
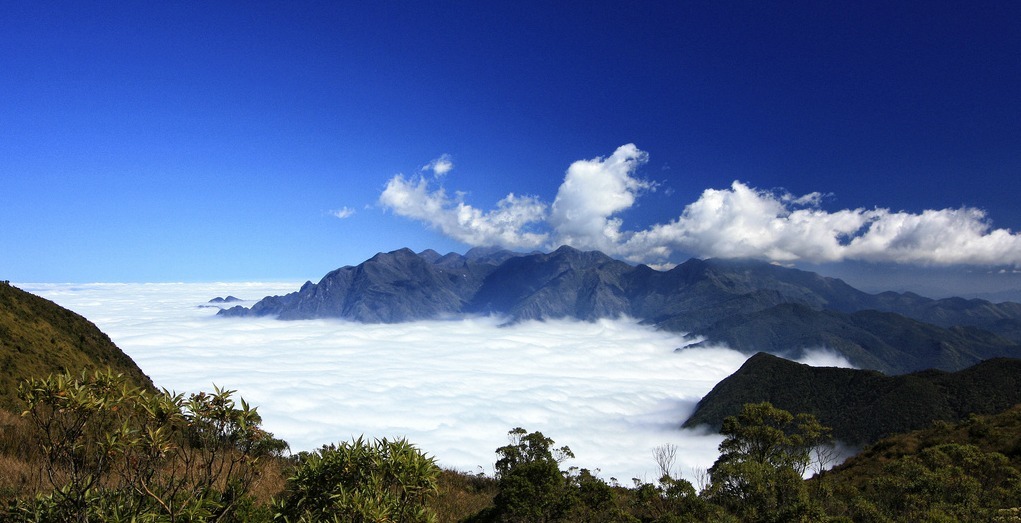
[3,2,1020,291]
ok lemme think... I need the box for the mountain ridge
[683,352,1021,445]
[219,247,1021,374]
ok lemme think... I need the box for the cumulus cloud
[380,144,1021,267]
[379,173,548,249]
[549,144,653,253]
[26,282,761,482]
[331,207,356,219]
[622,184,1021,266]
[422,154,454,176]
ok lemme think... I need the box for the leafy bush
[274,436,440,523]
[5,370,285,522]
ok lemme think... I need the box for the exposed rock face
[219,246,1021,374]
[467,247,633,320]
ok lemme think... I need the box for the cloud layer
[26,282,770,482]
[379,145,1021,267]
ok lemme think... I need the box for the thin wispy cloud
[380,144,1021,267]
[330,207,356,219]
[422,154,455,177]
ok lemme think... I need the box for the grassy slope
[0,283,154,410]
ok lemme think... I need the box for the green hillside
[0,282,153,410]
[822,403,1021,483]
[683,352,1021,445]
[812,404,1021,521]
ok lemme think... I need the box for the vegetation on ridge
[220,247,1021,374]
[2,370,1021,522]
[684,352,1021,445]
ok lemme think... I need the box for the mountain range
[219,246,1021,374]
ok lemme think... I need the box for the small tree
[653,444,678,479]
[17,370,134,521]
[705,402,830,522]
[490,427,575,522]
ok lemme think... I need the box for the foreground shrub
[5,370,286,522]
[274,436,440,523]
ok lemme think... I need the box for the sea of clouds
[23,282,852,483]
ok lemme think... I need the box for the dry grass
[249,456,289,505]
[0,454,43,499]
[0,408,45,502]
[428,468,497,522]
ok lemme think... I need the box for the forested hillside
[684,352,1021,444]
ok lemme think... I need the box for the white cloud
[548,143,652,253]
[380,145,1021,267]
[379,174,548,249]
[795,348,856,368]
[623,184,1021,266]
[331,207,356,219]
[422,154,455,177]
[24,282,760,482]
[620,182,873,264]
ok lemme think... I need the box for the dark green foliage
[820,443,1021,522]
[813,405,1021,521]
[685,353,1021,445]
[705,402,829,522]
[870,444,1019,520]
[488,427,576,522]
[624,474,728,523]
[274,437,440,523]
[468,429,729,523]
[0,284,154,410]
